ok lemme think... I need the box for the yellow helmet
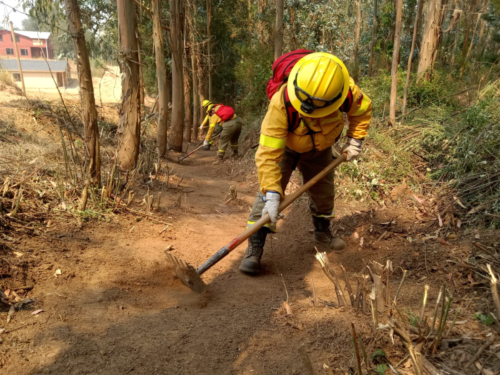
[202,100,212,109]
[207,104,215,112]
[287,52,350,118]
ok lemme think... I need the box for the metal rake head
[164,251,205,293]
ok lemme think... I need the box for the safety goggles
[293,74,344,115]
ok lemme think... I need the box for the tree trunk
[460,8,483,77]
[353,0,361,82]
[183,20,192,144]
[9,22,26,97]
[64,0,101,184]
[191,0,199,139]
[207,0,212,101]
[274,0,284,61]
[170,0,185,152]
[368,0,378,77]
[402,0,424,115]
[152,0,168,157]
[117,0,141,170]
[460,0,478,62]
[136,29,145,117]
[417,0,442,81]
[389,0,403,126]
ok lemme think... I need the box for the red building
[0,30,53,59]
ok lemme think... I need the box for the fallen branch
[367,261,385,312]
[341,264,355,306]
[487,264,500,320]
[315,250,346,306]
[351,323,363,375]
[465,333,496,368]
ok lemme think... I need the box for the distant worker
[199,100,213,134]
[202,103,242,164]
[199,99,222,148]
[239,50,372,275]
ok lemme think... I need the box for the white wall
[12,72,63,89]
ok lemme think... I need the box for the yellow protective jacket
[256,78,372,196]
[201,114,211,128]
[205,105,237,141]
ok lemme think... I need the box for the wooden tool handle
[178,134,221,162]
[196,153,346,275]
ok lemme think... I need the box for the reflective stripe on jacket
[256,78,372,196]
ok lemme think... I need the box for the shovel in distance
[165,153,347,293]
[178,134,221,163]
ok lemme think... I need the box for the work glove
[342,137,363,161]
[203,140,210,146]
[199,123,205,130]
[262,191,281,223]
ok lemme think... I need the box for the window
[10,35,20,43]
[33,40,43,46]
[0,35,3,42]
[6,48,14,55]
[12,73,20,82]
[20,49,28,56]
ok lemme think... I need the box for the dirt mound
[0,81,22,98]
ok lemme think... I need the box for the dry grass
[0,69,13,86]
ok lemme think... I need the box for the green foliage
[473,312,495,326]
[374,364,388,375]
[370,349,387,361]
[408,310,419,327]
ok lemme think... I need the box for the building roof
[14,31,51,39]
[0,59,67,72]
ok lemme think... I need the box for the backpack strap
[283,88,301,133]
[283,88,319,151]
[340,88,354,113]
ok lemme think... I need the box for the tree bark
[368,0,378,77]
[417,0,442,81]
[183,18,192,144]
[9,23,26,97]
[460,6,483,77]
[389,0,403,126]
[170,0,185,152]
[64,0,101,184]
[152,0,168,157]
[353,0,361,82]
[207,0,212,101]
[191,0,199,139]
[136,29,145,117]
[117,0,141,171]
[274,0,284,61]
[402,0,424,115]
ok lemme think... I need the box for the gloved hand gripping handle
[196,153,347,275]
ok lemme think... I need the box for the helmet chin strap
[300,101,315,114]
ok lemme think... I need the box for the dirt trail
[1,145,498,374]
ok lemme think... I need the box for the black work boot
[239,228,268,275]
[232,150,240,160]
[312,216,346,252]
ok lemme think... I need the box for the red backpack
[214,104,235,122]
[266,49,313,100]
[266,50,354,132]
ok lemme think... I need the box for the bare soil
[1,103,499,374]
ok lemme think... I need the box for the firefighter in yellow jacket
[239,52,372,275]
[199,100,212,133]
[202,103,242,163]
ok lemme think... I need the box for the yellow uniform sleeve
[345,79,372,139]
[255,86,289,197]
[205,114,222,141]
[201,114,210,128]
